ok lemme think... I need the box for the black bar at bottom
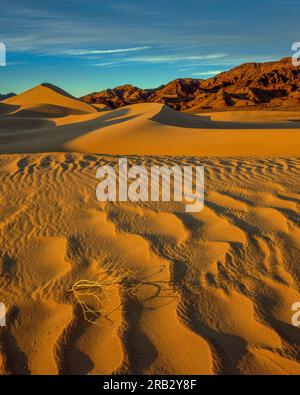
[0,375,298,392]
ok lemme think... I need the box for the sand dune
[4,83,97,116]
[0,153,299,374]
[202,110,300,123]
[0,85,299,375]
[0,98,300,155]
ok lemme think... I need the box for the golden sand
[0,85,299,374]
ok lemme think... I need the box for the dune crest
[4,83,96,116]
[0,101,300,155]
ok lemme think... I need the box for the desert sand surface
[0,84,300,156]
[202,110,300,123]
[0,84,299,375]
[0,154,299,374]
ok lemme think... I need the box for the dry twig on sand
[67,263,174,325]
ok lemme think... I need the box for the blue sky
[0,0,299,96]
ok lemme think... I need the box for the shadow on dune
[0,108,140,153]
[11,104,90,118]
[119,299,158,374]
[0,306,31,374]
[151,105,300,130]
[55,305,95,375]
[0,116,56,130]
[0,102,20,116]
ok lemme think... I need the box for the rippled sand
[0,153,299,374]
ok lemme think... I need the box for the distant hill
[81,57,300,112]
[0,92,16,101]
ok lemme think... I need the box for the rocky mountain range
[81,57,300,112]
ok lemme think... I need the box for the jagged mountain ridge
[81,57,300,112]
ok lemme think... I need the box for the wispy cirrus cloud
[65,46,151,56]
[92,53,228,67]
[130,53,228,63]
[0,0,295,60]
[192,70,225,76]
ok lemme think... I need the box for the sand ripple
[0,154,299,374]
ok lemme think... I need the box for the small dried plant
[67,263,174,325]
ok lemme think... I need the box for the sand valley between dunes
[0,84,299,374]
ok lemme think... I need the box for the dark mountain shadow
[151,104,300,130]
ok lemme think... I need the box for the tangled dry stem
[67,263,174,325]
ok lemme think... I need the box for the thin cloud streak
[65,46,151,55]
[192,70,224,76]
[92,53,228,66]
